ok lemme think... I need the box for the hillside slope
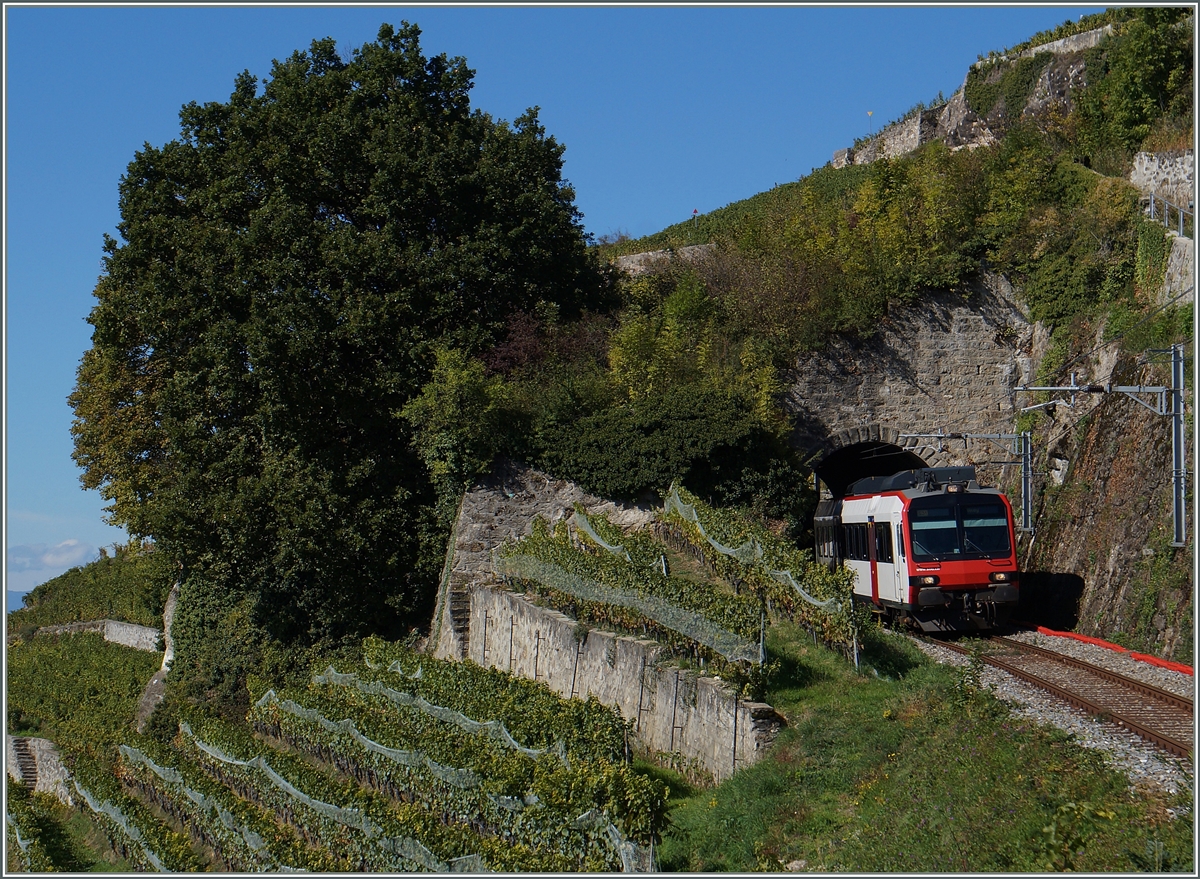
[589,6,1193,659]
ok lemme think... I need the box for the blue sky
[4,3,1105,599]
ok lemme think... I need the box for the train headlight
[915,575,939,586]
[989,572,1016,583]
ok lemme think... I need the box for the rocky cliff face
[1020,346,1191,662]
[833,24,1105,167]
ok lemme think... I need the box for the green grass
[657,619,1194,872]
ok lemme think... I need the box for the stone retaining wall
[430,461,783,782]
[973,24,1113,68]
[6,737,73,805]
[613,244,715,278]
[462,584,780,783]
[1160,234,1195,306]
[35,619,162,652]
[1130,150,1194,207]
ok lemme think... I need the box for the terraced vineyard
[5,636,666,872]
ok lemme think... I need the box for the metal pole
[1021,431,1033,534]
[508,617,515,672]
[1172,343,1187,547]
[570,641,582,699]
[533,630,541,681]
[759,609,766,666]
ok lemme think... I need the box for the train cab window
[875,526,893,563]
[909,503,960,559]
[962,503,1011,554]
[909,496,1013,560]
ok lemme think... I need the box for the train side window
[876,526,893,563]
[855,525,865,560]
[895,523,905,560]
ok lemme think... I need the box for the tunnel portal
[809,425,930,498]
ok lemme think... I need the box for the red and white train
[815,466,1019,632]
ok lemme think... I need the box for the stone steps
[448,589,471,640]
[11,737,37,788]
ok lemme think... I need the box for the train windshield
[909,495,1011,561]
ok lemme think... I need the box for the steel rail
[925,636,1193,759]
[990,637,1194,713]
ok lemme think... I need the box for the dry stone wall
[1160,235,1195,306]
[463,585,780,783]
[429,461,783,783]
[613,244,715,278]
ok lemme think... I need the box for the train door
[890,509,907,604]
[871,513,898,605]
[866,517,879,604]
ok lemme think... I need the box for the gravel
[905,632,1193,797]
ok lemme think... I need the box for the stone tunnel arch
[807,423,931,498]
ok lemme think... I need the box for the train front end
[817,466,1020,633]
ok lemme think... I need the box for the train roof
[846,466,982,496]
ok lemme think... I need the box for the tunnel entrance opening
[812,440,930,498]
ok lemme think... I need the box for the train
[814,465,1019,633]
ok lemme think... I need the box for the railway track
[929,635,1194,759]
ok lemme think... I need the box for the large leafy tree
[69,23,607,655]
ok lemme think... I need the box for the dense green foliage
[177,708,575,871]
[248,684,664,857]
[68,22,610,681]
[7,541,171,633]
[116,734,334,871]
[1075,8,1194,160]
[6,633,161,750]
[406,290,814,526]
[965,51,1053,118]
